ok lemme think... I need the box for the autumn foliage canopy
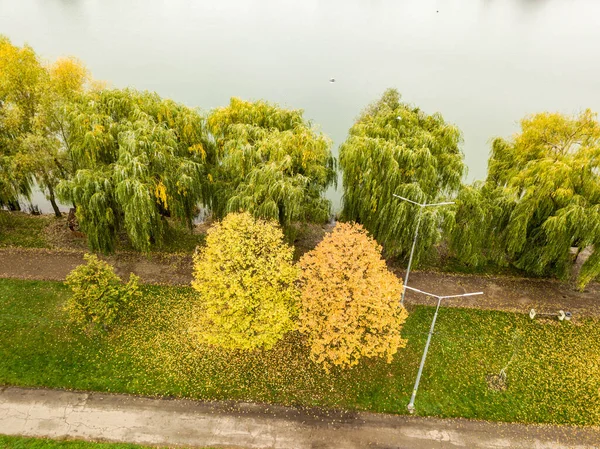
[191,212,299,350]
[298,222,408,371]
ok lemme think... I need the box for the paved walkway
[1,387,599,449]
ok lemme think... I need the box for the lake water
[2,0,600,213]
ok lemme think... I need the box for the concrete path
[1,387,599,449]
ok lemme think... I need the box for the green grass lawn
[0,212,52,248]
[0,211,204,253]
[0,435,215,449]
[0,278,598,426]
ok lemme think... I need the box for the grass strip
[0,435,214,449]
[1,278,598,426]
[0,211,204,254]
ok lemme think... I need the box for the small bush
[65,254,140,330]
[298,222,408,371]
[191,212,299,350]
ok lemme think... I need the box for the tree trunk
[67,207,79,231]
[571,246,593,286]
[47,184,62,218]
[7,199,21,211]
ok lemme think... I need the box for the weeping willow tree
[207,97,336,230]
[0,36,90,215]
[57,89,212,252]
[450,110,600,288]
[339,89,465,262]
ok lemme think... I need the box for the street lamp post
[392,194,455,306]
[404,285,483,414]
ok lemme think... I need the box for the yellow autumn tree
[298,222,408,371]
[48,56,89,98]
[0,36,91,215]
[191,212,300,350]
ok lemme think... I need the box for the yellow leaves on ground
[512,319,600,425]
[191,212,299,351]
[298,222,408,371]
[112,287,338,406]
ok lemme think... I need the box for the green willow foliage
[339,89,465,261]
[207,98,336,229]
[57,89,212,252]
[451,111,600,288]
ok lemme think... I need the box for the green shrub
[65,254,140,329]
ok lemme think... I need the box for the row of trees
[193,213,408,370]
[340,89,600,289]
[68,213,407,371]
[3,37,599,287]
[0,37,336,252]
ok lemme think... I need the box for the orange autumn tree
[298,222,408,371]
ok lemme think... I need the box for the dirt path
[0,247,598,318]
[2,387,599,449]
[397,269,600,318]
[0,248,192,286]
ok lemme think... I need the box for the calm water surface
[2,0,600,212]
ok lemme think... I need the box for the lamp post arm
[424,201,455,207]
[392,194,424,207]
[440,292,484,300]
[403,286,483,300]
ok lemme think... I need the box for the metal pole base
[407,403,415,414]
